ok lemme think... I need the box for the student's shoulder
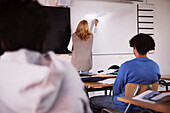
[119,59,137,70]
[121,59,136,66]
[148,58,158,64]
[148,58,160,68]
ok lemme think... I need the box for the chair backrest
[125,81,159,97]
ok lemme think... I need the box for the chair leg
[124,103,131,113]
[101,108,115,113]
[101,108,123,113]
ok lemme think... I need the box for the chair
[159,80,170,92]
[101,81,159,113]
[108,65,120,70]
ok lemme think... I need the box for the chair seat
[102,82,159,113]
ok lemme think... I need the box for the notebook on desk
[133,90,170,103]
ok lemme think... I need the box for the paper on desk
[133,90,156,103]
[133,90,170,104]
[151,93,170,101]
[98,78,116,84]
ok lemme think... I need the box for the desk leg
[104,87,112,95]
[104,89,107,95]
[109,89,112,95]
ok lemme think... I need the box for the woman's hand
[94,19,99,26]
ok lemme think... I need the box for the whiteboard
[71,1,137,54]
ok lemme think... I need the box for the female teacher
[68,19,99,73]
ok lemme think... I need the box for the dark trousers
[89,95,124,113]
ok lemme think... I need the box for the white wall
[38,0,170,75]
[149,0,170,75]
[93,0,170,75]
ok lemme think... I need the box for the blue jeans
[90,95,124,113]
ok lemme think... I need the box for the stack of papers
[98,78,116,84]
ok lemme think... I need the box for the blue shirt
[113,57,160,112]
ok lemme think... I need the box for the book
[133,90,170,103]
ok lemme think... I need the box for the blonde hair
[75,20,92,41]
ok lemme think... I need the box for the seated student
[0,0,92,113]
[90,34,161,113]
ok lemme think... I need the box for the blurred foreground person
[0,0,92,113]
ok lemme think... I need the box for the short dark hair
[129,33,155,55]
[0,0,49,53]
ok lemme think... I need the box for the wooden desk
[161,74,170,80]
[83,75,116,96]
[81,74,117,78]
[117,96,170,113]
[84,82,113,88]
[83,76,115,87]
[84,82,113,96]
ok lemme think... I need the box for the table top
[83,74,170,88]
[81,74,117,78]
[83,75,116,87]
[117,96,170,113]
[161,74,170,80]
[84,82,113,87]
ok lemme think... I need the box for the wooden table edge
[84,82,113,87]
[117,97,170,113]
